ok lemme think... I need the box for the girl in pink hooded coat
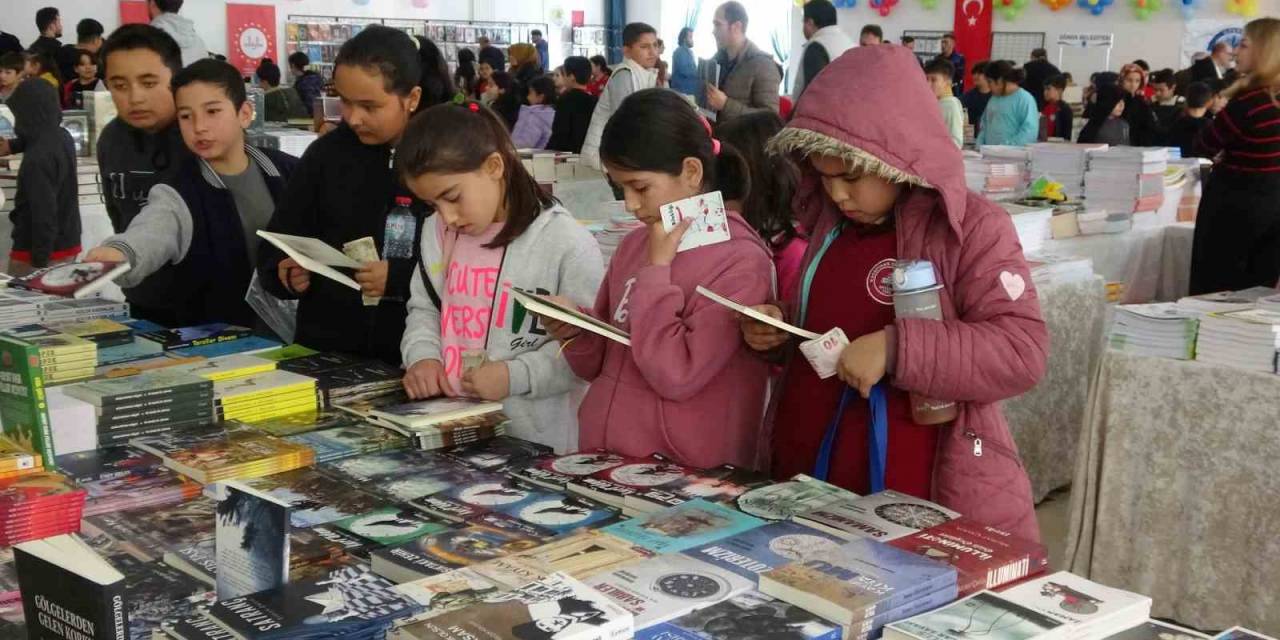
[743,45,1048,542]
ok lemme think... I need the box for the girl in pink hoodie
[742,45,1048,542]
[544,89,774,469]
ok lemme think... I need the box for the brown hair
[396,102,555,249]
[1228,17,1280,105]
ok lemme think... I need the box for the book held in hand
[8,260,131,299]
[660,191,730,253]
[257,230,365,291]
[15,533,129,640]
[510,288,630,346]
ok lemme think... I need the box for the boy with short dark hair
[256,58,306,122]
[1040,74,1073,140]
[6,79,80,276]
[62,49,103,108]
[859,24,883,46]
[287,51,323,116]
[547,56,597,153]
[581,22,660,168]
[962,60,993,133]
[84,59,299,328]
[0,53,22,103]
[924,58,964,148]
[1168,81,1214,159]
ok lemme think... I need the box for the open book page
[257,231,361,291]
[696,286,821,340]
[510,288,631,346]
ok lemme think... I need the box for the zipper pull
[388,146,396,170]
[972,437,983,457]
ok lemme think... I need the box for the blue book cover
[170,335,282,359]
[122,319,167,334]
[96,338,164,366]
[602,499,765,554]
[759,538,957,622]
[683,521,845,583]
[637,590,843,640]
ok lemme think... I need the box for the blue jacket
[671,45,701,96]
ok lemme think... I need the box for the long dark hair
[396,102,555,249]
[337,26,450,114]
[455,48,477,94]
[413,36,456,110]
[600,88,749,199]
[716,112,797,245]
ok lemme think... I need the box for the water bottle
[383,196,417,260]
[892,260,959,425]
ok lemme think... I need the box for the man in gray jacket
[706,1,781,122]
[149,0,207,68]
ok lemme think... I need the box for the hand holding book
[741,304,791,352]
[539,295,585,341]
[403,358,456,399]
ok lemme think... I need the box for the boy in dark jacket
[84,59,298,328]
[7,79,80,276]
[547,56,597,153]
[1040,74,1073,140]
[1168,82,1214,160]
[288,51,323,117]
[257,58,307,122]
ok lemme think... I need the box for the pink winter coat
[564,210,774,469]
[769,45,1048,542]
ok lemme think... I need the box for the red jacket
[770,45,1048,542]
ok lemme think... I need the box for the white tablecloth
[1041,220,1193,304]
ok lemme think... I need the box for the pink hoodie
[565,210,774,468]
[769,45,1049,542]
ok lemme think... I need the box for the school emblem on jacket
[867,258,896,305]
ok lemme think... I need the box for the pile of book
[0,289,48,330]
[0,471,85,546]
[1194,309,1280,373]
[1108,303,1199,360]
[998,202,1053,254]
[63,369,215,447]
[57,446,202,516]
[361,396,510,451]
[1026,253,1095,286]
[1176,287,1276,317]
[285,423,410,463]
[276,351,404,406]
[37,297,129,325]
[46,318,133,348]
[1029,142,1105,200]
[2,324,97,383]
[1084,147,1168,222]
[169,353,277,381]
[589,207,646,266]
[213,369,319,422]
[963,156,1028,199]
[977,146,1032,195]
[133,423,316,483]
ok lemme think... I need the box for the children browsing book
[397,102,604,452]
[741,46,1047,542]
[5,79,80,276]
[82,59,299,329]
[716,112,806,304]
[510,76,556,150]
[257,26,455,366]
[975,61,1038,147]
[1040,74,1073,141]
[544,89,774,468]
[924,58,965,149]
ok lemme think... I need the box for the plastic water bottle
[382,197,417,260]
[892,260,958,425]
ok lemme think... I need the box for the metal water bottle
[892,260,958,425]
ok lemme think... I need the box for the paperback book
[7,260,131,299]
[625,462,769,514]
[683,521,846,584]
[587,553,755,628]
[996,572,1152,640]
[140,323,253,351]
[133,424,316,484]
[510,450,629,490]
[370,397,505,431]
[235,408,363,437]
[14,533,129,640]
[394,568,505,620]
[333,506,453,546]
[888,517,1049,596]
[284,424,409,463]
[214,482,291,600]
[168,354,277,381]
[636,590,841,640]
[238,467,388,528]
[412,477,621,535]
[475,530,653,586]
[0,334,56,462]
[883,591,1067,640]
[736,474,859,521]
[601,499,765,554]
[372,521,548,584]
[795,490,961,541]
[443,436,553,472]
[567,456,690,509]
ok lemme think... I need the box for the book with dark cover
[626,462,770,514]
[414,478,621,535]
[635,590,841,640]
[94,339,165,367]
[334,507,452,546]
[320,450,473,502]
[163,615,240,640]
[310,361,403,403]
[239,468,388,528]
[14,533,129,640]
[308,523,378,560]
[567,457,688,508]
[205,563,421,639]
[139,324,253,351]
[284,424,408,463]
[233,409,363,436]
[0,334,55,463]
[510,450,629,490]
[215,483,290,600]
[115,556,213,639]
[443,436,552,472]
[683,521,845,584]
[63,370,212,407]
[888,517,1049,596]
[169,336,282,360]
[372,522,546,583]
[273,352,361,375]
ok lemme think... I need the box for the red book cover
[889,516,1048,596]
[8,261,130,299]
[565,455,685,506]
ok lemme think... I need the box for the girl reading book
[739,46,1047,542]
[542,89,774,469]
[397,102,604,452]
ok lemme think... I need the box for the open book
[8,260,131,299]
[257,231,362,291]
[511,288,631,346]
[695,286,821,340]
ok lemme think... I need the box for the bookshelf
[570,25,610,61]
[425,20,547,69]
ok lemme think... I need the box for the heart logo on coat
[1000,271,1026,301]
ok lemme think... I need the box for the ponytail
[412,36,456,111]
[599,88,749,198]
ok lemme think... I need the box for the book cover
[889,517,1049,596]
[477,530,653,588]
[635,590,841,640]
[206,563,421,639]
[511,450,629,489]
[140,323,253,351]
[215,482,291,600]
[0,335,55,464]
[49,318,132,347]
[14,533,129,640]
[234,409,362,436]
[588,553,755,628]
[284,424,408,463]
[567,456,687,506]
[683,521,845,584]
[371,397,505,429]
[373,523,546,582]
[997,572,1152,630]
[601,499,765,554]
[797,490,960,541]
[273,351,361,375]
[736,474,859,521]
[884,591,1066,640]
[627,463,770,513]
[321,450,473,502]
[212,370,317,403]
[117,556,213,639]
[443,436,553,472]
[169,335,282,360]
[239,468,388,528]
[1104,621,1210,640]
[333,507,452,546]
[168,355,277,381]
[394,568,504,617]
[55,447,159,482]
[8,260,131,299]
[758,538,957,624]
[391,572,632,640]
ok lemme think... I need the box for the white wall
[0,0,605,72]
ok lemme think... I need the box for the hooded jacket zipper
[964,429,1020,465]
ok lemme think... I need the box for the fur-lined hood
[769,44,969,239]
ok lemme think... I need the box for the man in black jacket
[1190,43,1233,83]
[547,56,597,153]
[27,7,63,60]
[6,79,80,276]
[1023,48,1060,110]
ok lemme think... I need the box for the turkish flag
[953,0,992,88]
[119,1,149,25]
[227,4,277,77]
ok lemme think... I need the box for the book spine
[25,347,56,464]
[99,580,129,640]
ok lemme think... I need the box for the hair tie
[698,115,722,156]
[468,102,480,112]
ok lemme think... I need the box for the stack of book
[978,146,1032,194]
[590,208,646,266]
[1194,309,1280,373]
[168,353,277,381]
[888,516,1050,596]
[237,407,365,436]
[760,538,958,640]
[1108,303,1200,360]
[1026,253,1095,286]
[3,324,97,383]
[794,490,961,541]
[884,572,1151,640]
[1029,143,1105,199]
[213,369,320,422]
[37,297,129,325]
[411,476,621,535]
[998,202,1054,255]
[0,471,86,545]
[76,456,202,516]
[46,318,132,348]
[286,424,410,463]
[365,397,510,451]
[132,423,316,483]
[1085,147,1168,218]
[0,436,41,481]
[1176,287,1275,317]
[0,288,48,330]
[963,156,1027,199]
[277,352,404,406]
[63,369,215,447]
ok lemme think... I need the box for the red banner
[227,3,277,77]
[119,1,149,25]
[953,0,992,87]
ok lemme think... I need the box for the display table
[1041,220,1191,304]
[554,178,616,223]
[1003,273,1107,502]
[1065,350,1280,634]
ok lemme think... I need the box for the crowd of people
[0,0,1276,543]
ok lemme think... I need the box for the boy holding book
[6,79,80,276]
[84,59,299,328]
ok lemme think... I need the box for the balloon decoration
[1042,0,1073,9]
[1130,0,1162,19]
[1225,0,1257,15]
[920,0,939,9]
[835,0,857,6]
[1077,0,1115,15]
[1178,0,1204,18]
[870,0,899,15]
[998,0,1029,19]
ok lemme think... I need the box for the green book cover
[256,344,320,362]
[0,336,55,463]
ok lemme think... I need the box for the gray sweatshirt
[402,204,604,452]
[150,13,209,69]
